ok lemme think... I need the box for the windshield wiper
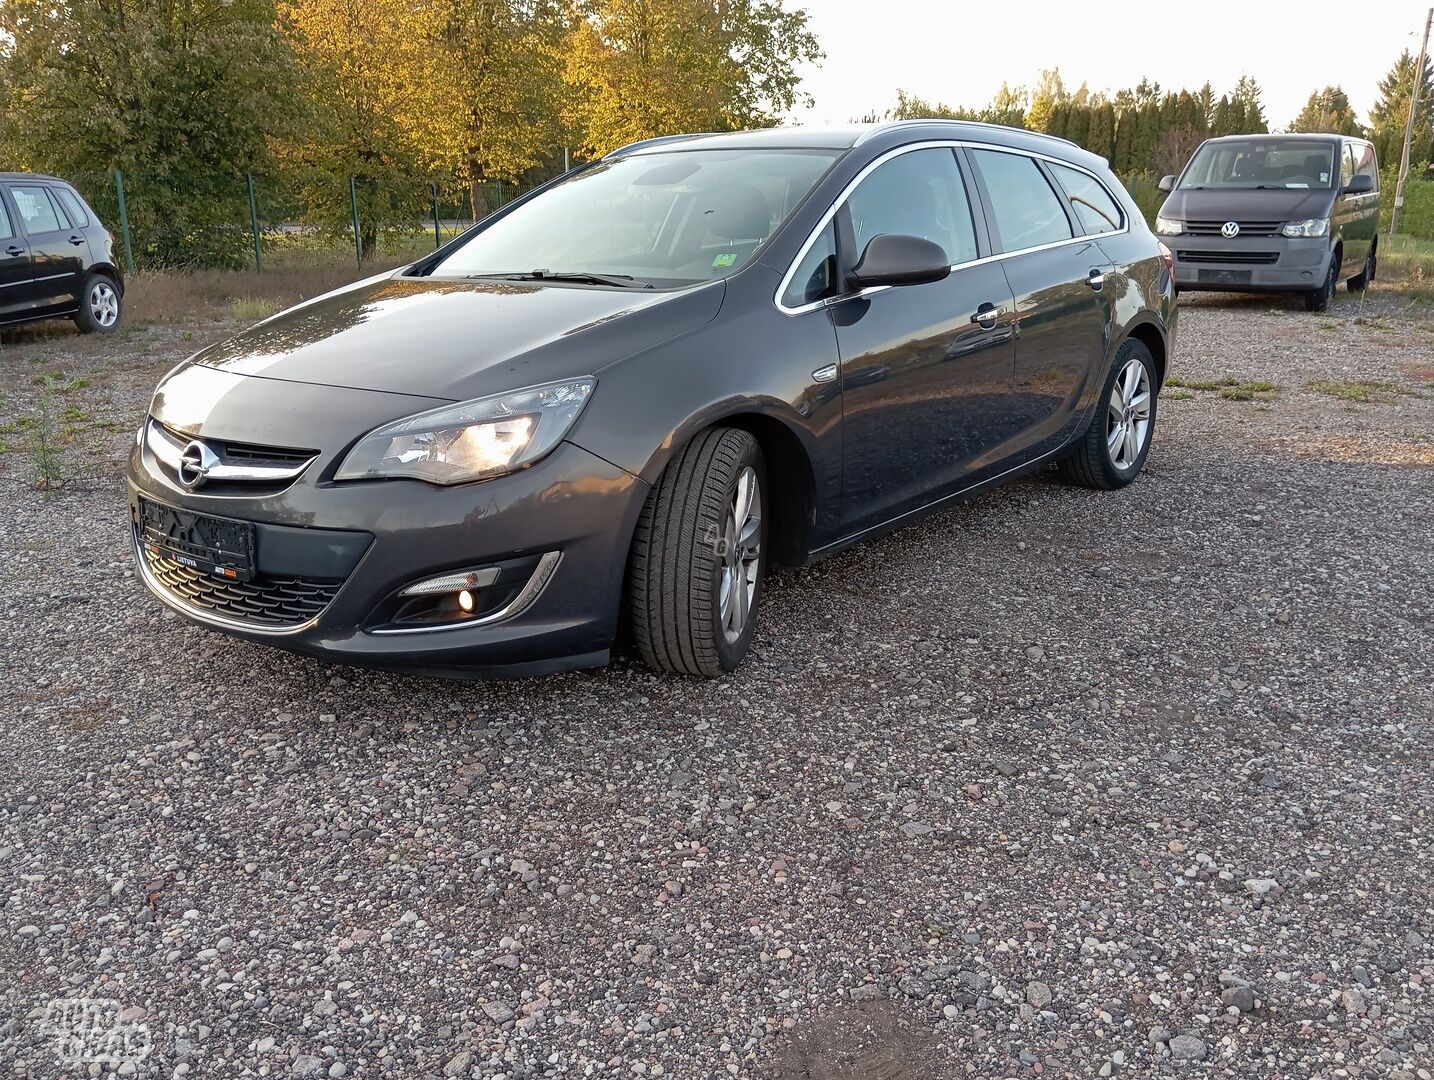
[479,270,653,289]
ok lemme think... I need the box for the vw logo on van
[1220,221,1240,238]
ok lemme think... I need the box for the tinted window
[10,185,64,233]
[1340,145,1356,187]
[1179,140,1336,189]
[0,197,12,241]
[782,222,837,308]
[1354,143,1378,183]
[55,187,91,227]
[1050,163,1123,235]
[970,149,1073,251]
[845,148,977,266]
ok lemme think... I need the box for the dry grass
[123,265,381,324]
[1164,375,1279,401]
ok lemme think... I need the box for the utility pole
[1391,6,1433,234]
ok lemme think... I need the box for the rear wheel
[1057,339,1157,490]
[73,272,122,333]
[627,427,767,677]
[1305,253,1337,311]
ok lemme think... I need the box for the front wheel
[1347,250,1375,292]
[627,427,767,677]
[73,272,122,333]
[1305,255,1337,311]
[1057,339,1157,490]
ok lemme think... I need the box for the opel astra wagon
[0,172,124,332]
[128,121,1177,678]
[1155,133,1379,311]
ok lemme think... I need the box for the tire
[73,272,122,333]
[627,427,767,677]
[1057,338,1157,491]
[1347,249,1375,292]
[1304,253,1337,312]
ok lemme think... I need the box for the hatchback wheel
[628,427,767,677]
[74,273,122,333]
[1058,339,1157,490]
[1305,255,1337,312]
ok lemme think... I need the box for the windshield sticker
[1320,173,1329,183]
[712,253,737,268]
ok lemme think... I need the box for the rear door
[966,148,1112,458]
[0,190,34,319]
[830,146,1018,533]
[5,182,87,312]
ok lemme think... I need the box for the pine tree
[1289,86,1364,137]
[1112,108,1138,172]
[1368,49,1434,173]
[1088,103,1116,160]
[1233,75,1268,132]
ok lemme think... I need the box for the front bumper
[1167,234,1331,292]
[128,434,649,678]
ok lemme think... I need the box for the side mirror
[1343,174,1374,195]
[846,234,950,289]
[1158,175,1176,194]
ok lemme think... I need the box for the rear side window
[970,150,1073,252]
[845,148,978,266]
[54,186,91,227]
[782,222,837,308]
[9,184,64,233]
[1049,163,1124,235]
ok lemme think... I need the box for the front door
[0,191,34,320]
[966,148,1112,457]
[833,147,1018,534]
[5,183,87,313]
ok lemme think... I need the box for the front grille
[1177,249,1280,265]
[1184,220,1284,237]
[220,441,316,467]
[141,541,340,627]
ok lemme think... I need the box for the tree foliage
[1289,86,1364,136]
[1369,49,1434,172]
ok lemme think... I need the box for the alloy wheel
[1106,358,1152,470]
[90,281,119,328]
[718,466,762,644]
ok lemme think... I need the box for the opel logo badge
[178,439,220,490]
[1221,221,1240,238]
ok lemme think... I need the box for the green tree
[0,0,296,266]
[1087,103,1116,160]
[1233,75,1268,132]
[1289,86,1363,136]
[1026,67,1068,134]
[887,89,982,122]
[1368,49,1434,175]
[565,0,821,157]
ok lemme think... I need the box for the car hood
[183,273,724,401]
[1159,187,1336,222]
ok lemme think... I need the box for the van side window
[782,223,837,308]
[1354,144,1378,186]
[1049,163,1124,235]
[1340,145,1356,188]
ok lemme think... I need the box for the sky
[786,0,1433,130]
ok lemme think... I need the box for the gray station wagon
[1155,134,1379,311]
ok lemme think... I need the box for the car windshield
[1178,140,1337,190]
[426,148,840,288]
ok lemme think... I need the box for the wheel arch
[87,262,125,295]
[1119,318,1168,391]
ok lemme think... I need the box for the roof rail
[602,133,719,159]
[854,118,1080,149]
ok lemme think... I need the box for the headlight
[335,378,594,485]
[1281,218,1329,238]
[1155,216,1183,236]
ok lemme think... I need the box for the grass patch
[1166,375,1279,401]
[1164,388,1195,400]
[232,297,281,322]
[123,263,399,324]
[1307,378,1418,403]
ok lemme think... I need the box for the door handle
[970,302,1005,328]
[4,245,24,257]
[68,235,86,246]
[1087,269,1106,291]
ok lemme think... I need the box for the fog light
[458,589,475,614]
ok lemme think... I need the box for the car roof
[608,120,1087,158]
[0,171,69,183]
[1203,133,1368,145]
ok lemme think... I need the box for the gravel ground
[2,288,1432,1078]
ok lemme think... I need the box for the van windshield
[1178,140,1337,191]
[426,148,839,288]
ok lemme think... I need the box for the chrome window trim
[774,140,1129,317]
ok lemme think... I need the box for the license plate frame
[137,497,256,582]
[1197,268,1252,285]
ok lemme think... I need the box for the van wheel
[1305,256,1337,312]
[74,273,122,333]
[627,427,767,677]
[1347,251,1375,292]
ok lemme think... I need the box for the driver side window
[845,148,977,268]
